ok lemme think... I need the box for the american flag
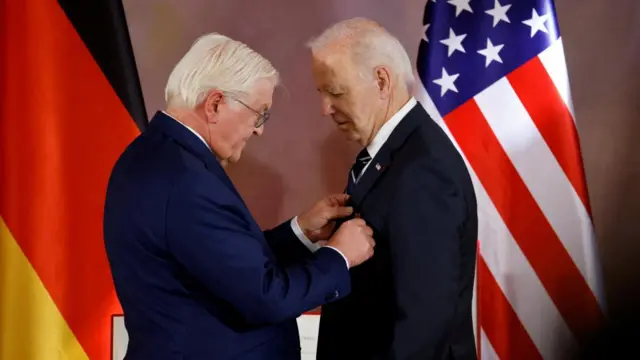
[414,0,606,358]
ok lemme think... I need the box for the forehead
[311,50,359,86]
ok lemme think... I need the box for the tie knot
[351,148,371,181]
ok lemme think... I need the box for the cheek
[234,123,254,146]
[344,99,368,127]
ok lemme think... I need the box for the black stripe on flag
[58,0,148,130]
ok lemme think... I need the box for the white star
[522,9,550,37]
[485,0,511,27]
[477,39,504,67]
[422,23,430,42]
[433,67,460,96]
[447,0,473,17]
[439,28,467,57]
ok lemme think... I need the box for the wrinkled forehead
[311,49,360,86]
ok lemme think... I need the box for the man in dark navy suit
[307,18,479,359]
[103,32,375,360]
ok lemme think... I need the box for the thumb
[330,193,350,206]
[330,206,353,219]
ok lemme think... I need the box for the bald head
[306,17,414,90]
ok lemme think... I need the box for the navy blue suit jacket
[103,111,350,360]
[316,104,478,360]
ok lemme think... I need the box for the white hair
[165,32,279,108]
[306,18,415,90]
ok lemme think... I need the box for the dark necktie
[346,148,371,194]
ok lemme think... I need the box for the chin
[343,130,361,143]
[229,151,244,163]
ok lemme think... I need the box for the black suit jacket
[316,104,478,360]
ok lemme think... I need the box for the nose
[253,125,264,137]
[321,96,334,117]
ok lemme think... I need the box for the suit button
[325,290,339,302]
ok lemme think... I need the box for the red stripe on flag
[477,255,542,359]
[444,100,604,340]
[475,241,482,360]
[507,57,592,216]
[0,2,138,358]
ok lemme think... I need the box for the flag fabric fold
[414,0,606,358]
[0,0,145,359]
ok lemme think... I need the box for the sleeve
[287,216,350,268]
[166,171,351,326]
[387,160,466,359]
[261,218,314,265]
[289,216,321,252]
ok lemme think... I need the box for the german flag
[0,0,145,359]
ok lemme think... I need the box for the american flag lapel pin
[375,163,382,171]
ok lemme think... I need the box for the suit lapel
[349,105,424,208]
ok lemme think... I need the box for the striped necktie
[346,148,371,194]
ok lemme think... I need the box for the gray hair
[306,18,414,90]
[165,32,279,109]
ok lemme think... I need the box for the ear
[374,66,392,99]
[204,89,224,123]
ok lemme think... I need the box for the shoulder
[391,126,472,214]
[169,168,233,205]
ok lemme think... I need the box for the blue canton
[417,0,561,117]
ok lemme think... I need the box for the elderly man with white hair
[103,33,375,360]
[308,18,479,360]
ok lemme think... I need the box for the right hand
[327,218,375,268]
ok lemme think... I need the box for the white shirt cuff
[290,217,349,268]
[291,216,321,252]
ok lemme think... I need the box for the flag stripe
[508,57,592,216]
[477,256,543,360]
[480,330,499,360]
[443,99,603,341]
[0,1,139,359]
[472,154,576,359]
[538,39,575,119]
[415,82,573,359]
[474,76,601,305]
[0,217,89,360]
[57,0,148,130]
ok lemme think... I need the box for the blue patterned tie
[346,148,371,194]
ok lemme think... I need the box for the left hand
[297,194,354,242]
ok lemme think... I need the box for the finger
[329,193,350,206]
[366,237,375,248]
[326,206,353,220]
[332,206,353,218]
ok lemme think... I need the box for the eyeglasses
[228,96,270,128]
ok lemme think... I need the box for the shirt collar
[366,97,417,158]
[161,111,211,150]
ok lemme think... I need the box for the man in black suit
[306,18,479,359]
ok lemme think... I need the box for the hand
[327,218,375,268]
[297,194,354,242]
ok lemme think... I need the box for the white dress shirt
[162,111,351,268]
[291,97,418,266]
[358,96,417,179]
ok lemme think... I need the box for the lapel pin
[375,163,381,171]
